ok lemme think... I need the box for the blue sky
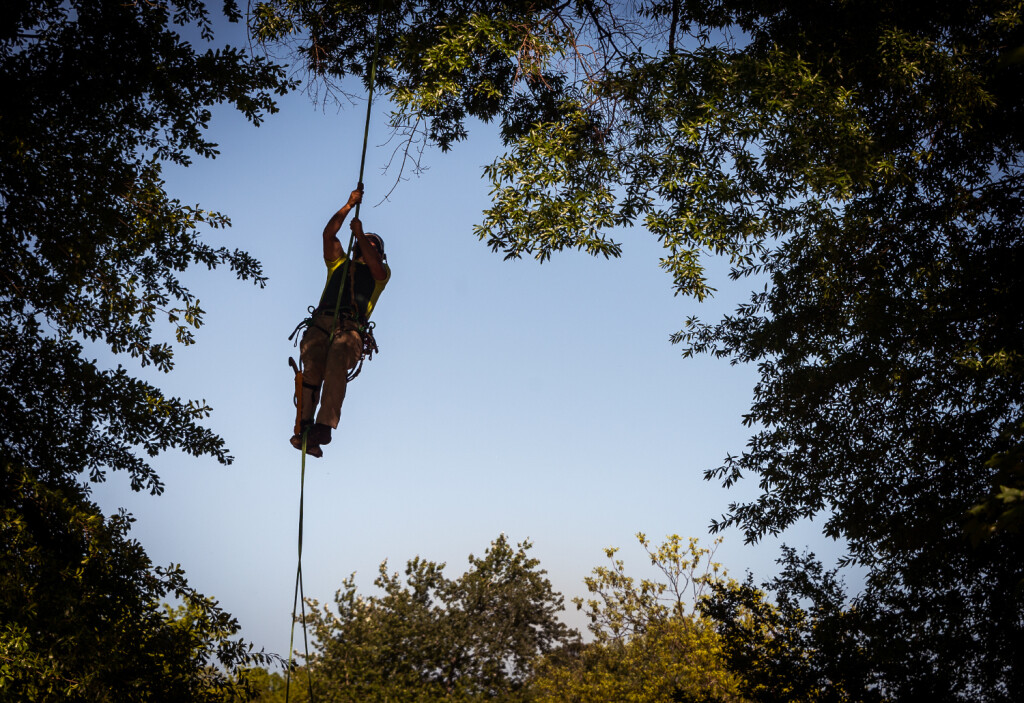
[91,23,841,660]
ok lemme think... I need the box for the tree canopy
[2,1,295,698]
[249,535,759,703]
[700,547,879,703]
[298,535,578,702]
[1,463,274,701]
[534,534,746,703]
[2,0,292,492]
[254,0,1024,697]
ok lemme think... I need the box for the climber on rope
[290,185,390,458]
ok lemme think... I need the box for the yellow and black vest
[317,254,390,321]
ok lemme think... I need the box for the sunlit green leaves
[477,105,623,262]
[535,535,745,703]
[301,535,577,702]
[965,422,1024,546]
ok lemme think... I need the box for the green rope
[285,434,315,702]
[286,5,387,702]
[330,1,385,341]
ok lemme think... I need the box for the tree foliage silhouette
[1,1,295,698]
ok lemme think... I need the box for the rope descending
[284,2,386,701]
[285,440,315,702]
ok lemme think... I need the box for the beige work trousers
[299,314,363,429]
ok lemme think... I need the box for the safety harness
[288,255,382,384]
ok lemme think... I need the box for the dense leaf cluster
[701,548,879,703]
[2,1,295,699]
[534,535,746,703]
[298,535,577,702]
[1,0,293,489]
[251,0,574,149]
[1,463,276,701]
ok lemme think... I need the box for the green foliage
[245,667,289,702]
[1,0,295,490]
[534,535,746,703]
[533,618,743,703]
[2,1,296,698]
[250,0,880,295]
[256,1,1024,697]
[250,0,571,148]
[965,422,1024,546]
[701,548,882,703]
[302,535,577,702]
[0,463,277,701]
[575,534,726,637]
[681,3,1024,697]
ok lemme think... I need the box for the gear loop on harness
[288,307,381,366]
[287,305,319,346]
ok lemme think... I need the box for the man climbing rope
[291,185,391,457]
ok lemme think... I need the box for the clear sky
[91,20,841,661]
